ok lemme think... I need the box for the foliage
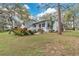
[15,4,30,21]
[64,10,73,21]
[12,27,34,36]
[38,29,44,33]
[0,3,30,32]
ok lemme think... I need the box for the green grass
[64,30,79,37]
[0,31,79,55]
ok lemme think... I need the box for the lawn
[0,31,79,56]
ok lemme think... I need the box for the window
[39,24,41,28]
[33,24,36,27]
[42,23,45,27]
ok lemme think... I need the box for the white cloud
[24,5,30,9]
[37,13,45,17]
[45,8,56,13]
[37,8,56,17]
[29,15,35,19]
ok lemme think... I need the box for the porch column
[45,21,48,32]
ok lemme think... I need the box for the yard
[0,31,79,56]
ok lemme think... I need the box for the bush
[38,29,44,33]
[12,27,34,36]
[28,30,34,35]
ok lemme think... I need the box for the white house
[32,19,58,32]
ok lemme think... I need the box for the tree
[64,4,79,30]
[15,4,30,21]
[57,3,62,35]
[0,3,30,32]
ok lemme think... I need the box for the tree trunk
[57,3,62,35]
[72,16,75,31]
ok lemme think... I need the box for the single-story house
[32,19,58,32]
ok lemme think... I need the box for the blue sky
[25,3,75,16]
[25,3,57,16]
[26,3,42,16]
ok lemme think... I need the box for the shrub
[38,29,44,33]
[12,27,34,36]
[28,30,34,35]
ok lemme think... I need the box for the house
[32,19,58,32]
[31,9,59,32]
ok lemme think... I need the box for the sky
[25,3,57,17]
[26,3,41,16]
[0,0,78,3]
[25,3,75,17]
